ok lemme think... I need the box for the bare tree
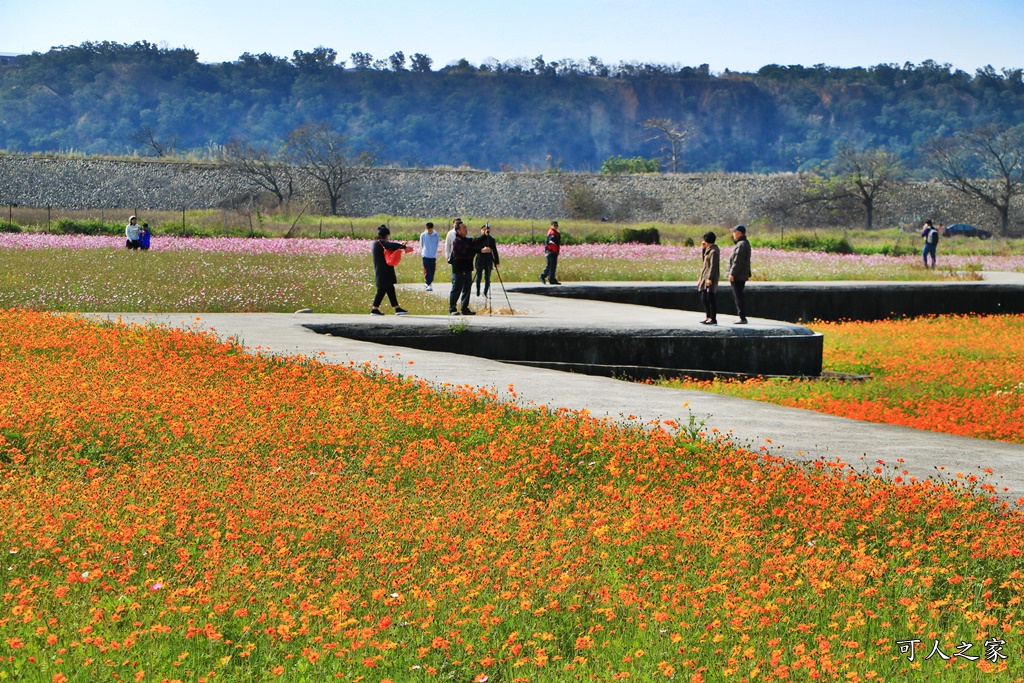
[807,145,906,229]
[130,126,176,157]
[642,118,697,173]
[924,123,1024,236]
[286,121,375,215]
[221,139,295,207]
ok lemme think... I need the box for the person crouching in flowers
[125,215,141,249]
[698,231,720,325]
[371,225,413,316]
[139,222,152,250]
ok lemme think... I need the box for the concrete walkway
[94,275,1024,506]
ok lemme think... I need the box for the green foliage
[619,227,661,244]
[754,234,855,253]
[0,220,21,233]
[52,218,121,235]
[600,155,661,174]
[3,44,1024,172]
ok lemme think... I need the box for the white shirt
[444,229,457,262]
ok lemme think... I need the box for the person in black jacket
[725,225,752,324]
[449,221,492,315]
[474,223,500,298]
[370,225,413,316]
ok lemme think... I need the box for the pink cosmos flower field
[4,233,1023,275]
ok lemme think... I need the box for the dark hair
[702,231,716,244]
[426,222,434,228]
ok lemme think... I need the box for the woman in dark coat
[474,223,500,297]
[371,225,413,315]
[697,231,720,324]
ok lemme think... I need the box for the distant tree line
[2,42,1024,232]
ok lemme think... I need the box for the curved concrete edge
[84,311,1024,508]
[314,281,823,378]
[304,320,824,378]
[510,276,1024,322]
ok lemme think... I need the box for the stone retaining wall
[1,156,1020,232]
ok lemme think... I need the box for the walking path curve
[93,272,1024,507]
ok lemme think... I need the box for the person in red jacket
[538,220,562,285]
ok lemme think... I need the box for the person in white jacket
[125,216,141,249]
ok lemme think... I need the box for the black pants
[701,288,717,322]
[422,257,436,285]
[450,269,473,311]
[541,252,558,281]
[475,265,492,296]
[373,284,398,308]
[730,280,747,320]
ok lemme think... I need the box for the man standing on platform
[449,220,492,315]
[726,225,751,324]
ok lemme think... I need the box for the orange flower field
[1,310,1023,682]
[669,314,1024,446]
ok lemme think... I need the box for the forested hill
[2,41,1023,172]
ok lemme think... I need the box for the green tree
[600,155,661,174]
[349,52,373,70]
[291,47,338,72]
[388,52,406,72]
[409,53,433,73]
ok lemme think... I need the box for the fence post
[47,206,51,233]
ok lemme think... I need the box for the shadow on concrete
[305,318,823,380]
[519,280,1024,322]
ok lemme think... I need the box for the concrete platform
[519,276,1024,322]
[309,283,822,379]
[91,274,1024,507]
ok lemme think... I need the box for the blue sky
[8,0,1024,73]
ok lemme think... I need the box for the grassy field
[4,206,1024,257]
[5,234,1022,314]
[1,310,1021,682]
